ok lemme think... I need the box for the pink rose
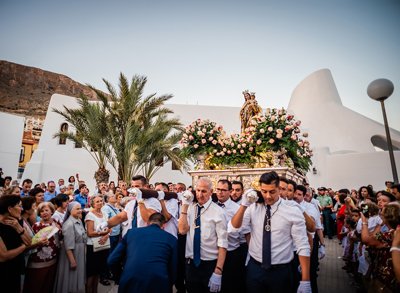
[233,149,237,154]
[268,127,273,132]
[240,150,244,154]
[194,144,199,149]
[276,133,282,139]
[201,139,206,144]
[271,115,276,121]
[227,150,231,154]
[269,138,275,144]
[291,135,297,140]
[256,140,262,145]
[223,148,227,152]
[260,128,265,133]
[249,147,253,151]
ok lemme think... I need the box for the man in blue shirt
[75,183,89,208]
[108,213,178,293]
[44,181,58,201]
[20,179,32,197]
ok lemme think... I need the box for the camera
[361,204,369,218]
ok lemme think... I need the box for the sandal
[100,279,111,286]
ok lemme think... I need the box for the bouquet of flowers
[180,108,312,172]
[251,108,312,172]
[180,119,224,157]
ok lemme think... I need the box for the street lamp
[367,78,398,184]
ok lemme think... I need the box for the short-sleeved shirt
[316,195,332,207]
[75,193,88,207]
[84,211,108,245]
[30,219,61,263]
[124,198,162,230]
[44,191,57,202]
[164,199,179,238]
[102,204,121,237]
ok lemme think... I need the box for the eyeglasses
[49,185,55,188]
[216,188,229,192]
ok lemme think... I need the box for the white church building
[19,69,400,191]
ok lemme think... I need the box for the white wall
[0,112,25,180]
[288,69,400,190]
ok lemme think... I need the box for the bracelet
[181,212,188,215]
[362,223,368,225]
[138,200,144,204]
[390,247,400,252]
[19,229,25,235]
[216,266,223,273]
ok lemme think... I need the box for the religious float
[180,91,313,190]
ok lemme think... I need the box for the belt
[250,256,289,269]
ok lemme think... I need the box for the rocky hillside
[0,60,102,117]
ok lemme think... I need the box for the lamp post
[367,78,398,184]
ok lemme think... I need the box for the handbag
[92,237,110,252]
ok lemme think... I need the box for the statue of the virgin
[239,90,262,133]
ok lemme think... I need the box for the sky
[1,0,399,130]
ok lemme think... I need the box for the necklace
[193,203,211,230]
[264,201,281,232]
[93,210,103,217]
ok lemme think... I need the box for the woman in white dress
[53,201,86,293]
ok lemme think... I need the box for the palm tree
[135,111,189,180]
[88,73,187,184]
[52,93,111,185]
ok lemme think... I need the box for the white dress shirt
[185,197,228,261]
[310,198,322,214]
[218,198,251,251]
[228,197,310,264]
[124,197,162,229]
[299,199,322,237]
[164,199,179,238]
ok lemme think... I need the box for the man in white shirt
[96,175,161,234]
[231,181,244,205]
[155,182,179,238]
[55,178,65,194]
[216,179,250,293]
[295,185,322,293]
[178,177,228,293]
[229,171,311,293]
[279,177,289,199]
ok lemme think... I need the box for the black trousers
[221,247,244,293]
[310,235,319,293]
[290,252,300,293]
[246,257,293,293]
[186,258,217,293]
[175,234,187,293]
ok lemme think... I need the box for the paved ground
[76,236,358,293]
[318,237,357,293]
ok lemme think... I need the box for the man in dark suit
[108,213,178,293]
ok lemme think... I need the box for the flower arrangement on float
[180,108,313,173]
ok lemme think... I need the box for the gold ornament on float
[251,178,261,191]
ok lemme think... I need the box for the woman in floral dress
[24,202,62,293]
[361,204,400,292]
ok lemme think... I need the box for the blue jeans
[246,257,293,293]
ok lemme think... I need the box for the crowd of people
[0,172,399,293]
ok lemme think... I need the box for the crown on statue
[242,90,249,95]
[250,92,255,96]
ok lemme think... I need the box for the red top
[337,205,346,219]
[30,219,62,263]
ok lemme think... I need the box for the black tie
[217,202,225,208]
[262,204,271,269]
